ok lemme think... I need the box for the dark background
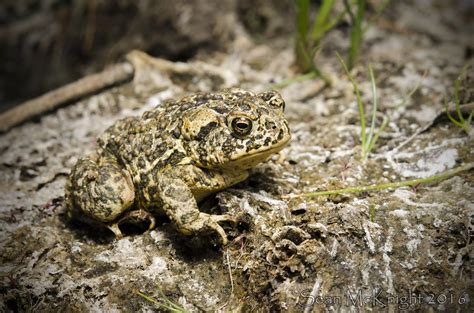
[0,0,294,112]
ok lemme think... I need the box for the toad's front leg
[153,172,235,245]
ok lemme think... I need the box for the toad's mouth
[227,133,291,165]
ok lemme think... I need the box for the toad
[65,88,290,244]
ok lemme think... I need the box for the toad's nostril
[265,120,276,130]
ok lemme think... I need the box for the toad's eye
[230,116,253,137]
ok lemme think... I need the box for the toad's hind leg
[66,151,135,237]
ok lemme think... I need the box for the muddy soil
[0,0,473,312]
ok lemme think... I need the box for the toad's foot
[107,209,156,239]
[179,213,236,245]
[108,223,124,240]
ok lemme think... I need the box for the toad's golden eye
[230,117,253,137]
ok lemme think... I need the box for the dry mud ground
[1,1,473,312]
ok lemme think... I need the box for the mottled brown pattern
[65,88,290,243]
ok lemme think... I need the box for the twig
[0,61,134,133]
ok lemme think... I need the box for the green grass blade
[445,109,463,127]
[454,71,464,124]
[296,0,310,37]
[157,287,189,312]
[445,97,464,128]
[295,0,312,72]
[299,163,474,197]
[297,38,314,70]
[454,63,471,123]
[467,110,473,125]
[311,0,336,42]
[347,0,367,70]
[323,10,347,33]
[336,52,366,154]
[444,63,472,134]
[134,289,188,313]
[135,287,189,313]
[366,64,378,152]
[366,116,389,154]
